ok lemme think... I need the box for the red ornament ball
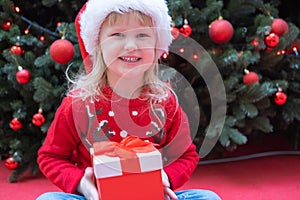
[243,71,259,85]
[265,33,280,48]
[5,157,19,170]
[50,39,75,64]
[274,91,287,105]
[10,45,23,56]
[209,19,234,44]
[271,18,289,36]
[32,113,46,127]
[180,24,192,37]
[16,69,31,84]
[9,118,22,130]
[171,26,180,40]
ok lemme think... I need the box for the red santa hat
[75,0,173,73]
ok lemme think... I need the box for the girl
[36,0,221,200]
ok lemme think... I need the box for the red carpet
[1,154,300,200]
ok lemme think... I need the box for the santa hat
[75,0,173,73]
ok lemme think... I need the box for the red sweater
[38,86,199,193]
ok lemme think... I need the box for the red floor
[179,154,300,200]
[1,154,300,200]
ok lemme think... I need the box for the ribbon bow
[93,136,158,173]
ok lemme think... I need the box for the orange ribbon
[93,136,157,173]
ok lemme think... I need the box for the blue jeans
[36,190,221,200]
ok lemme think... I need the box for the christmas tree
[168,0,300,155]
[1,0,300,182]
[0,0,84,182]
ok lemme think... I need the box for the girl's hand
[162,170,178,200]
[77,167,99,200]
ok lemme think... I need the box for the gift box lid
[93,150,162,179]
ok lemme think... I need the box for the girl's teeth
[121,57,139,62]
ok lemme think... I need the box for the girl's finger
[164,187,178,200]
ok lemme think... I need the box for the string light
[24,24,31,34]
[13,5,61,39]
[162,52,168,59]
[276,47,299,57]
[160,52,168,63]
[3,21,12,30]
[179,48,185,53]
[250,37,259,47]
[39,35,45,41]
[293,47,299,56]
[14,6,21,13]
[276,50,286,56]
[193,54,199,60]
[276,50,281,56]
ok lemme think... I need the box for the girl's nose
[124,37,138,51]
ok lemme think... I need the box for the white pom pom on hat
[75,0,173,73]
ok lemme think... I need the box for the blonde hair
[68,11,170,101]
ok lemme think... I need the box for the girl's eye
[137,33,149,38]
[111,33,124,37]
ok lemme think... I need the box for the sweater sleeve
[162,96,199,190]
[37,97,87,193]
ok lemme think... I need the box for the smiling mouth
[119,56,141,62]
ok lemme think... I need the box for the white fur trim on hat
[79,0,173,58]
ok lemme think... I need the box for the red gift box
[91,136,164,200]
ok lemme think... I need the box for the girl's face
[99,12,157,84]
